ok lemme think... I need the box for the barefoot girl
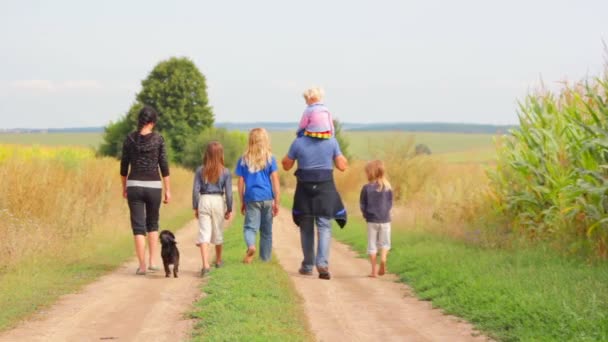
[360,160,393,277]
[192,141,233,276]
[235,128,280,263]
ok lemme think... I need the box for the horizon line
[0,121,519,131]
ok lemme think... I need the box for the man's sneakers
[298,268,313,276]
[317,266,331,280]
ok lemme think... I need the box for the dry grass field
[0,144,193,330]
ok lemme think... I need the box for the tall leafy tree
[99,57,213,163]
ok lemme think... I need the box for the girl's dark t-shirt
[359,183,393,223]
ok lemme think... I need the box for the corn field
[490,66,608,256]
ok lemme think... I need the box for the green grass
[0,208,192,331]
[0,133,103,148]
[334,218,608,341]
[190,214,312,342]
[270,131,496,160]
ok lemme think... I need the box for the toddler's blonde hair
[365,160,391,191]
[302,87,324,104]
[242,128,273,173]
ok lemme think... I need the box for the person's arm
[387,190,393,219]
[121,176,127,198]
[283,140,298,171]
[120,139,129,198]
[192,169,201,218]
[270,157,280,213]
[360,186,368,221]
[282,156,295,171]
[238,176,246,215]
[298,111,310,130]
[331,138,348,172]
[235,160,246,215]
[334,155,348,172]
[163,176,171,204]
[158,135,171,204]
[224,170,233,220]
[271,171,280,217]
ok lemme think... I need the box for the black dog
[159,230,180,278]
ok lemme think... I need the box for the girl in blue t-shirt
[235,128,280,263]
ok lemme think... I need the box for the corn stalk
[489,67,608,256]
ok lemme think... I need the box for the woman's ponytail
[136,105,159,148]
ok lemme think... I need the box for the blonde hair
[242,128,273,173]
[302,87,324,104]
[365,160,391,191]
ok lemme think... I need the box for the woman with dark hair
[120,105,171,275]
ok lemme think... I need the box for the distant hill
[216,122,516,134]
[215,122,295,131]
[1,122,517,134]
[0,127,104,133]
[345,122,516,134]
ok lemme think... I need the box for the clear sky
[1,0,606,128]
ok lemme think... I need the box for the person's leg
[199,215,212,270]
[198,196,213,271]
[144,188,162,268]
[316,216,332,278]
[200,243,210,270]
[367,223,379,277]
[147,231,159,270]
[134,235,146,272]
[258,200,273,262]
[210,196,225,266]
[299,216,315,274]
[127,187,147,273]
[243,202,261,263]
[378,249,388,276]
[378,223,391,276]
[368,254,378,278]
[215,244,223,266]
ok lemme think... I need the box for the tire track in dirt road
[0,220,203,342]
[273,211,490,342]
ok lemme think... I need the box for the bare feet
[378,262,386,276]
[368,273,377,278]
[243,246,256,264]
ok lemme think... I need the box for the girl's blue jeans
[243,200,273,261]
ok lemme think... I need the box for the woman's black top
[120,132,170,181]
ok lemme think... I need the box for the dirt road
[0,220,203,342]
[273,212,489,342]
[1,212,489,342]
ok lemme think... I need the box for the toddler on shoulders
[297,87,334,139]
